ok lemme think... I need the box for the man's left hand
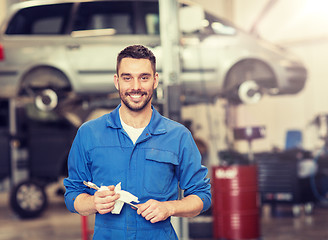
[136,199,172,223]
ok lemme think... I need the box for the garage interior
[1,0,328,239]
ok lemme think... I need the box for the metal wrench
[83,181,138,209]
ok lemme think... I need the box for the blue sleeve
[178,131,211,213]
[63,128,95,213]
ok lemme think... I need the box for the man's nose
[132,79,141,90]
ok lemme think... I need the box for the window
[141,3,159,35]
[5,3,72,35]
[33,17,63,34]
[73,2,134,34]
[145,14,159,35]
[73,1,159,35]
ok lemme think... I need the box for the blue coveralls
[64,105,211,240]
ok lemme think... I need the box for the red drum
[212,165,260,239]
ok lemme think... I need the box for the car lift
[9,98,29,187]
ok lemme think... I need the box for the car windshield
[5,3,73,35]
[202,12,237,36]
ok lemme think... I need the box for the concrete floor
[0,184,81,240]
[1,184,328,240]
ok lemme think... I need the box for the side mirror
[179,5,205,33]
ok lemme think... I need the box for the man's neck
[119,104,152,128]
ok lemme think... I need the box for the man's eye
[141,76,150,80]
[123,77,131,81]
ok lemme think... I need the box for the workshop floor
[1,183,328,240]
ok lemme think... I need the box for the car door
[65,0,160,94]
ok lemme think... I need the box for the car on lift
[0,0,307,110]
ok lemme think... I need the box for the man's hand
[94,186,120,214]
[137,199,173,223]
[135,195,203,223]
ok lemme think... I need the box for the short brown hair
[116,45,156,75]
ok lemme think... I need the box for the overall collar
[106,104,167,136]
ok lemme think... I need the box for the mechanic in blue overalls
[64,45,211,240]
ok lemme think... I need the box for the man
[64,45,211,239]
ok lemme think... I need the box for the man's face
[114,58,158,112]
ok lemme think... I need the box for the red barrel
[212,165,260,239]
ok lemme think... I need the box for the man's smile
[126,91,147,101]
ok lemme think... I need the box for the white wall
[232,0,328,153]
[0,1,7,24]
[1,0,22,25]
[182,99,230,167]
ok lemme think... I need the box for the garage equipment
[210,126,265,239]
[315,154,328,202]
[310,114,328,204]
[255,149,315,216]
[81,215,94,240]
[0,100,10,182]
[233,126,266,162]
[0,98,78,218]
[212,165,260,240]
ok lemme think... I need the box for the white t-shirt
[120,115,145,144]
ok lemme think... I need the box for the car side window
[73,2,134,34]
[140,2,159,35]
[5,3,73,35]
[145,13,159,35]
[72,1,159,35]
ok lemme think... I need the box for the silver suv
[0,0,307,109]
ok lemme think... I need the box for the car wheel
[20,68,70,111]
[224,80,262,105]
[10,180,48,219]
[224,59,275,103]
[35,88,59,111]
[237,80,262,104]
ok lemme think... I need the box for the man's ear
[153,72,159,89]
[114,74,119,90]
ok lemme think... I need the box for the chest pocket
[144,149,179,195]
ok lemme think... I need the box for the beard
[119,88,154,112]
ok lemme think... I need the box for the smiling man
[115,53,158,113]
[64,45,211,240]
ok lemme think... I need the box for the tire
[20,68,70,111]
[34,88,59,111]
[10,180,48,219]
[237,80,262,104]
[224,59,275,103]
